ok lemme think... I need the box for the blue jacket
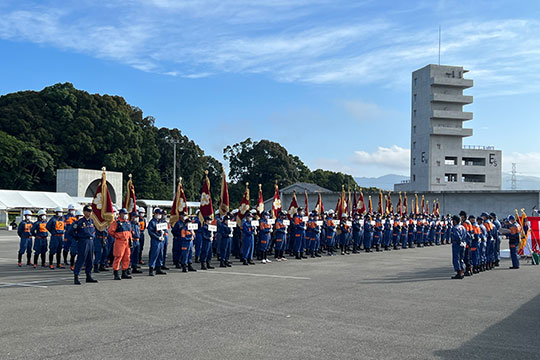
[46,215,65,237]
[18,220,33,239]
[70,217,96,241]
[31,219,48,238]
[147,217,163,241]
[451,224,466,244]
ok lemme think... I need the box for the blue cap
[83,205,92,212]
[507,215,515,221]
[119,208,128,214]
[481,212,489,218]
[154,208,162,214]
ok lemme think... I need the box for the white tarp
[0,189,77,210]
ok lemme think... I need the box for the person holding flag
[199,171,215,270]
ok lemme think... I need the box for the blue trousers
[293,232,305,253]
[220,236,232,262]
[510,244,519,268]
[470,241,479,266]
[63,236,72,252]
[363,232,373,249]
[241,235,254,260]
[495,236,501,261]
[259,235,270,252]
[161,235,168,266]
[33,237,48,255]
[180,240,193,265]
[49,235,63,254]
[383,231,392,246]
[93,237,108,265]
[401,233,408,248]
[479,241,487,264]
[139,232,145,260]
[392,232,400,247]
[149,238,164,269]
[194,234,202,258]
[373,232,382,246]
[200,239,212,263]
[486,240,494,263]
[451,242,465,271]
[131,240,140,267]
[274,235,285,251]
[73,239,94,276]
[19,237,33,254]
[172,237,182,265]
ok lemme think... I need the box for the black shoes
[206,262,215,269]
[155,267,167,275]
[74,275,81,285]
[114,270,122,280]
[187,264,197,272]
[86,275,98,283]
[121,270,132,279]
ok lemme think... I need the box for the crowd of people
[16,204,520,284]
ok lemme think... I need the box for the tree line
[0,83,370,207]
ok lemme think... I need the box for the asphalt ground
[0,231,539,360]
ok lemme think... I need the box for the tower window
[413,141,416,149]
[413,126,416,134]
[413,174,416,182]
[413,158,416,166]
[421,152,426,163]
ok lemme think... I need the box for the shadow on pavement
[358,266,452,284]
[434,293,540,359]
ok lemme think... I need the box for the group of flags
[89,168,443,232]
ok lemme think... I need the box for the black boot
[121,270,132,279]
[451,271,464,279]
[132,267,142,274]
[114,270,121,280]
[243,259,249,265]
[301,252,307,259]
[99,264,109,272]
[226,261,232,267]
[155,266,167,275]
[181,264,187,273]
[18,253,22,266]
[33,253,39,268]
[86,275,98,283]
[376,244,381,252]
[41,253,46,267]
[206,262,215,269]
[194,256,200,263]
[149,267,155,276]
[63,250,69,265]
[26,253,32,265]
[220,260,227,268]
[94,264,100,273]
[161,265,170,271]
[74,275,81,285]
[248,259,255,265]
[187,263,197,272]
[201,262,207,270]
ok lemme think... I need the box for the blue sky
[1,0,540,177]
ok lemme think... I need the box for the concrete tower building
[395,64,502,192]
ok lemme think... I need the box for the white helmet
[68,204,75,210]
[113,206,118,212]
[138,207,146,213]
[54,207,63,213]
[37,209,46,216]
[23,210,32,216]
[75,210,83,216]
[328,210,335,215]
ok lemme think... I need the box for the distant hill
[355,173,540,191]
[355,174,408,191]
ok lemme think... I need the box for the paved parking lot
[1,231,539,359]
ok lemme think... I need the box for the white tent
[0,190,78,210]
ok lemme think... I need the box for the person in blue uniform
[391,215,401,250]
[46,207,65,269]
[241,212,256,265]
[70,206,98,285]
[94,227,109,273]
[63,204,77,265]
[130,211,142,274]
[193,210,202,263]
[415,216,424,247]
[490,213,501,267]
[258,211,272,263]
[159,211,170,271]
[400,216,408,249]
[450,215,466,279]
[147,208,166,276]
[339,214,351,255]
[407,215,416,248]
[363,215,374,253]
[17,210,34,266]
[325,211,336,255]
[171,212,185,269]
[218,213,234,267]
[382,216,392,251]
[352,214,362,253]
[469,216,480,274]
[373,215,383,252]
[274,211,288,261]
[200,216,215,270]
[292,208,307,259]
[31,209,49,268]
[506,215,521,269]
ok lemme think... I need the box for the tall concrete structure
[56,168,123,208]
[395,64,502,192]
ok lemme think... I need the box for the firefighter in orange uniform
[108,208,133,280]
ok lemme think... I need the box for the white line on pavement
[201,271,310,280]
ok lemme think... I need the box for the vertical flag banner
[304,190,309,214]
[123,173,137,218]
[397,192,402,217]
[91,168,114,231]
[377,190,383,215]
[404,192,408,215]
[237,182,250,223]
[271,183,281,219]
[219,168,230,216]
[315,192,324,215]
[199,170,214,222]
[414,194,419,215]
[288,190,299,219]
[421,195,425,214]
[256,184,265,218]
[171,177,188,226]
[357,190,366,215]
[368,195,373,215]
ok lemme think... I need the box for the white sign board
[156,223,167,231]
[227,221,237,228]
[302,216,309,222]
[283,220,290,226]
[208,225,217,232]
[370,221,376,226]
[267,219,275,225]
[316,221,323,226]
[346,221,352,227]
[251,220,259,227]
[187,223,198,230]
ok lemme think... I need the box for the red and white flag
[256,184,265,217]
[123,174,137,218]
[271,183,281,219]
[237,183,250,223]
[287,191,299,219]
[219,169,230,216]
[171,177,188,226]
[314,192,324,215]
[91,168,115,231]
[199,170,214,222]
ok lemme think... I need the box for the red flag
[237,183,250,223]
[123,174,137,218]
[256,184,265,217]
[348,189,352,216]
[199,170,214,222]
[337,185,347,218]
[352,190,358,214]
[219,169,229,216]
[315,192,324,215]
[368,195,373,215]
[397,192,402,217]
[434,199,440,217]
[404,192,408,215]
[415,194,419,215]
[386,192,393,215]
[421,195,425,214]
[357,190,366,214]
[287,191,299,219]
[425,199,429,215]
[377,190,383,215]
[271,183,281,219]
[170,177,188,226]
[304,190,309,214]
[91,168,114,231]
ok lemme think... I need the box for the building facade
[395,64,502,192]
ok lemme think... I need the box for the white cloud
[353,145,410,170]
[341,100,397,122]
[503,152,540,176]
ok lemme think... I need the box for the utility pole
[166,138,181,200]
[511,163,517,190]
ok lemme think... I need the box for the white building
[395,64,502,192]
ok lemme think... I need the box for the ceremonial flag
[348,188,352,216]
[421,195,425,214]
[288,191,299,219]
[386,192,393,215]
[337,185,347,218]
[199,170,214,222]
[426,200,430,215]
[315,192,324,215]
[171,177,188,226]
[237,183,250,223]
[352,190,358,214]
[368,195,373,215]
[433,200,438,216]
[357,190,366,215]
[91,168,115,231]
[123,174,137,218]
[304,190,309,214]
[271,183,282,219]
[404,192,408,215]
[397,192,402,217]
[517,209,529,253]
[219,169,229,216]
[377,190,383,215]
[256,184,265,218]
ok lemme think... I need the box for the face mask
[183,216,189,221]
[157,215,162,220]
[57,212,63,217]
[25,216,31,221]
[132,217,138,222]
[41,215,46,220]
[69,210,75,216]
[122,214,128,220]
